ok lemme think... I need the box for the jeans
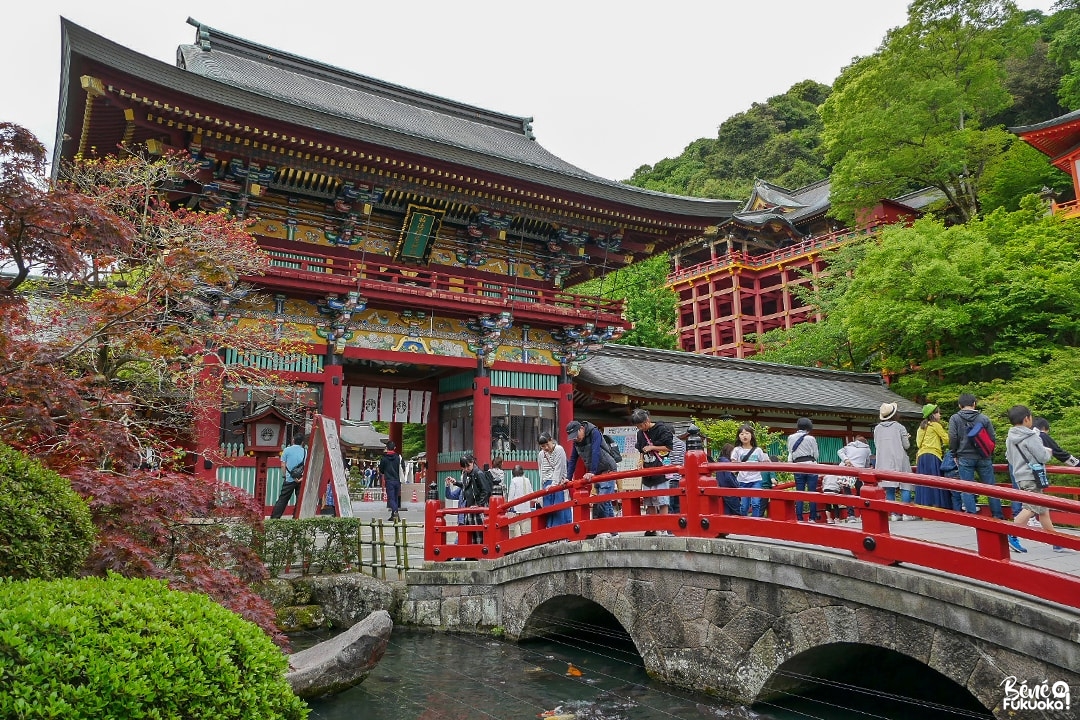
[386,480,401,514]
[958,456,1003,519]
[739,480,763,517]
[593,480,616,519]
[885,487,913,504]
[668,479,681,514]
[793,472,818,521]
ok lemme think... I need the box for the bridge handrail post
[424,499,442,561]
[681,449,707,535]
[488,495,507,556]
[572,479,592,533]
[852,469,900,563]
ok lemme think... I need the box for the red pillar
[323,364,344,422]
[425,395,440,489]
[194,352,224,481]
[473,374,492,462]
[558,375,574,447]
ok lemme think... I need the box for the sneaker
[1008,536,1028,553]
[903,515,922,521]
[643,530,657,537]
[889,513,903,521]
[1053,546,1071,553]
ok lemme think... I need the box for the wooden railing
[264,248,625,318]
[425,452,1080,610]
[668,222,886,283]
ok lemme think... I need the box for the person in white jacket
[837,435,872,522]
[1004,405,1068,553]
[506,464,533,539]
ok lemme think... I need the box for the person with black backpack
[566,420,618,522]
[947,393,1003,520]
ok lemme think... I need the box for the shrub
[0,443,95,580]
[0,575,308,719]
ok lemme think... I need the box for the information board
[604,425,642,491]
[297,414,353,518]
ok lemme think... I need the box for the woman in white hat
[874,402,915,520]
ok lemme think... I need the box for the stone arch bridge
[401,536,1079,720]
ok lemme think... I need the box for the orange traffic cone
[412,489,418,503]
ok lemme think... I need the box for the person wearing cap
[947,393,1002,519]
[914,403,950,509]
[379,440,403,522]
[566,419,618,521]
[874,402,914,520]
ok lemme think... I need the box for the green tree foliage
[573,254,678,350]
[1048,0,1080,108]
[822,0,1032,223]
[627,80,831,200]
[0,443,95,580]
[0,575,308,719]
[753,204,1080,451]
[979,137,1072,212]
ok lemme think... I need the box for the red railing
[424,451,1080,610]
[667,222,886,283]
[262,247,625,319]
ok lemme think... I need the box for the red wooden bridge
[424,450,1080,610]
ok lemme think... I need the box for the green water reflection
[295,628,989,720]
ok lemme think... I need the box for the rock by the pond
[285,609,392,698]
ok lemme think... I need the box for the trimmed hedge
[0,575,308,719]
[0,443,94,579]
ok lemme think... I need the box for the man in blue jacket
[566,420,617,520]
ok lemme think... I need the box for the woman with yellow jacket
[915,404,951,508]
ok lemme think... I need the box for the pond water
[292,626,989,720]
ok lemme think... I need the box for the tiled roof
[59,19,740,219]
[785,179,832,223]
[577,345,922,420]
[1010,108,1080,136]
[891,186,946,211]
[339,422,389,450]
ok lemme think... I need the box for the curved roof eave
[576,345,923,420]
[60,18,739,222]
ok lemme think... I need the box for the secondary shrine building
[54,18,741,505]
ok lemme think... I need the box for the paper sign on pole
[604,425,642,491]
[297,414,353,518]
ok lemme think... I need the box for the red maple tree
[0,123,304,644]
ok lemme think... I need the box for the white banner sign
[343,386,431,423]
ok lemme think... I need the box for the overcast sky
[3,0,1060,182]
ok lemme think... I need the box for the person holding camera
[1004,405,1067,552]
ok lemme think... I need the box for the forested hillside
[576,1,1080,449]
[626,80,832,201]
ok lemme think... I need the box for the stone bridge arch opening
[759,642,993,719]
[518,593,643,664]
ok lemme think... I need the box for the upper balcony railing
[261,248,625,320]
[667,221,886,284]
[1053,199,1080,219]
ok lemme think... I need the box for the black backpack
[602,435,623,464]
